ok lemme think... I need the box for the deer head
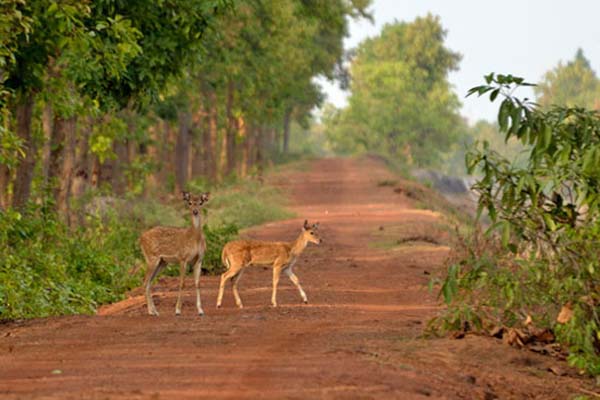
[182,191,209,227]
[302,219,322,245]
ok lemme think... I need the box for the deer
[138,191,209,316]
[216,220,322,309]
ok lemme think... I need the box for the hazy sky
[320,0,600,123]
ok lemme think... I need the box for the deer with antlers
[217,220,321,309]
[139,192,209,316]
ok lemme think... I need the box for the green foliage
[434,73,600,375]
[535,48,600,110]
[202,223,238,274]
[323,14,466,168]
[439,120,528,176]
[0,202,139,319]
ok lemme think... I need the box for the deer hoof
[303,300,308,304]
[198,310,205,316]
[149,310,159,317]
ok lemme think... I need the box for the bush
[432,74,600,375]
[203,223,238,274]
[0,202,139,319]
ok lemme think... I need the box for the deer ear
[201,192,210,204]
[182,191,190,201]
[303,220,310,230]
[312,222,319,229]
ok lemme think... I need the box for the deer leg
[193,260,204,316]
[271,266,282,307]
[144,258,164,316]
[286,268,308,304]
[217,267,236,308]
[175,261,187,316]
[232,269,245,309]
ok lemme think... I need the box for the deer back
[223,240,292,267]
[140,226,205,263]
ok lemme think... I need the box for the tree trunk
[145,124,159,194]
[255,126,265,181]
[90,155,101,189]
[238,116,248,177]
[191,104,207,178]
[12,94,36,209]
[49,115,77,223]
[0,105,11,208]
[244,123,256,174]
[156,120,171,189]
[111,139,129,196]
[175,110,191,194]
[226,80,237,176]
[205,90,218,182]
[41,104,53,189]
[0,164,9,209]
[283,108,292,153]
[71,118,91,201]
[218,125,227,183]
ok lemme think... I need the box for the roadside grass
[200,179,294,229]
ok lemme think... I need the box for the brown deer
[139,192,209,316]
[216,220,321,309]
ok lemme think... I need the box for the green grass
[204,180,294,229]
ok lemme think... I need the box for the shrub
[0,202,139,319]
[433,74,600,375]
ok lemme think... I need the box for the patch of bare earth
[0,157,595,399]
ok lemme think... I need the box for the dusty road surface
[0,157,593,399]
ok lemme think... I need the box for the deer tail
[221,250,230,271]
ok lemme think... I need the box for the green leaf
[501,221,511,247]
[498,99,511,131]
[490,88,500,102]
[543,213,557,231]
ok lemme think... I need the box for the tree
[323,14,465,168]
[535,48,600,109]
[157,0,371,185]
[0,0,231,212]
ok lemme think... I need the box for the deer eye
[188,202,192,206]
[310,232,314,235]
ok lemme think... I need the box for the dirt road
[0,158,590,399]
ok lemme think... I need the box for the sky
[320,0,600,123]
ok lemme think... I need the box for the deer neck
[190,214,204,240]
[290,232,308,258]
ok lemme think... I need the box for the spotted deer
[216,220,322,309]
[139,192,209,316]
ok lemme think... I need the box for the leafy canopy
[323,14,464,167]
[535,48,600,110]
